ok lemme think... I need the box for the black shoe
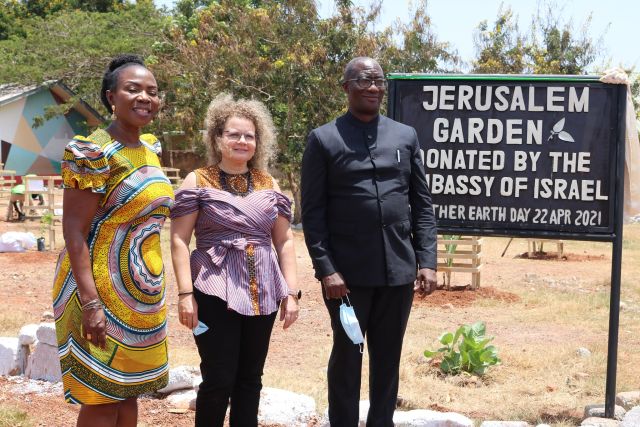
[18,213,26,221]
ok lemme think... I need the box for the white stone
[480,422,529,427]
[0,337,21,376]
[157,365,200,394]
[25,342,62,382]
[258,387,316,425]
[18,324,39,346]
[35,322,57,346]
[536,424,552,427]
[40,311,54,322]
[166,389,196,411]
[577,347,592,357]
[581,416,621,426]
[394,409,474,426]
[616,391,640,410]
[621,407,640,427]
[192,375,202,391]
[584,404,626,421]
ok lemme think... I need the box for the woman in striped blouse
[170,93,299,426]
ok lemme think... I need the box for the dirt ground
[1,218,639,426]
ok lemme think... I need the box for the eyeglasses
[345,78,387,89]
[223,131,256,143]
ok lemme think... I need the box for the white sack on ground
[0,232,36,252]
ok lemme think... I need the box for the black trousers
[323,284,414,427]
[193,289,277,427]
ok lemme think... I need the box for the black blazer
[301,112,437,287]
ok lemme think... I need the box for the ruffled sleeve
[61,136,110,193]
[171,188,201,219]
[274,191,292,222]
[140,133,162,156]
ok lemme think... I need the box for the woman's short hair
[100,54,147,111]
[203,93,276,170]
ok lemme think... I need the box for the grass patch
[0,311,33,336]
[0,406,31,427]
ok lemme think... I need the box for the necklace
[217,165,253,196]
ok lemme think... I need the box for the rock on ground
[258,387,316,425]
[621,406,640,427]
[0,337,21,376]
[584,404,626,421]
[18,324,39,346]
[35,322,57,346]
[480,422,529,427]
[393,409,474,426]
[157,365,200,394]
[616,391,640,410]
[25,342,61,382]
[581,416,621,426]
[166,389,197,411]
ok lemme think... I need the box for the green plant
[443,234,461,267]
[39,211,53,238]
[424,321,500,376]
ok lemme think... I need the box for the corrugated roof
[0,80,103,126]
[0,80,57,105]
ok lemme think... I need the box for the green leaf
[470,321,486,337]
[423,350,439,358]
[439,332,454,345]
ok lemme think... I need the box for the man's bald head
[342,57,383,82]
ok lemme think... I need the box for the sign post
[387,74,626,417]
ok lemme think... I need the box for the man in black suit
[301,56,438,426]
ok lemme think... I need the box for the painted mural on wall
[0,81,103,175]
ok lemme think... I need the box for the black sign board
[387,75,626,241]
[388,73,627,419]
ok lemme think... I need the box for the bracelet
[178,291,193,296]
[288,289,302,301]
[81,298,103,311]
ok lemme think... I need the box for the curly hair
[100,54,147,111]
[203,93,277,171]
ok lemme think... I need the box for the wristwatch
[288,289,302,301]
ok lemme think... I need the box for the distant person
[170,93,300,427]
[7,184,26,221]
[301,56,438,426]
[6,175,44,221]
[52,54,173,427]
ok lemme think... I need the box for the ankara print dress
[52,129,174,404]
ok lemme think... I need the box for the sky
[154,0,639,71]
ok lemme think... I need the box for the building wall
[0,88,89,175]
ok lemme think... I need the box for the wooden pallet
[162,167,182,188]
[437,235,483,290]
[527,239,564,258]
[22,175,63,250]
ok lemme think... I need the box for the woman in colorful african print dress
[52,54,173,427]
[170,93,299,426]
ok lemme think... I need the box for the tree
[0,3,166,118]
[155,0,386,222]
[472,2,601,75]
[526,3,599,74]
[380,0,460,74]
[472,6,525,74]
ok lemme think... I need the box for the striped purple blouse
[171,188,292,316]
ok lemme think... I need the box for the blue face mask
[339,295,364,353]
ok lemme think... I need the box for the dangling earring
[111,105,117,121]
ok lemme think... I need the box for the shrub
[424,321,500,376]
